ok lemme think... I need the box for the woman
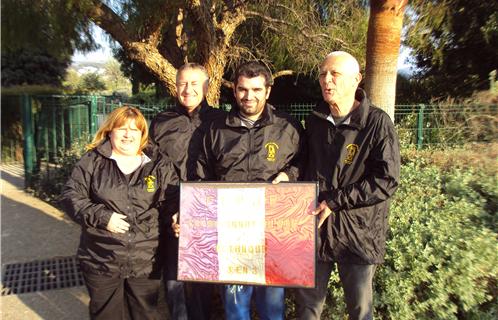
[62,106,179,320]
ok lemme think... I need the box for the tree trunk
[364,0,408,121]
[204,46,230,107]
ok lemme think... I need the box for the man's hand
[272,172,289,184]
[171,213,180,238]
[106,213,130,233]
[310,200,333,228]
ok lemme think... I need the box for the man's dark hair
[233,61,273,87]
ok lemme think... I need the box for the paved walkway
[0,163,89,320]
[1,163,171,319]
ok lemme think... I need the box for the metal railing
[1,94,496,187]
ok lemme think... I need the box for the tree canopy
[406,0,498,99]
[70,0,369,105]
[1,0,96,87]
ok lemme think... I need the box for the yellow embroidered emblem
[344,144,359,164]
[144,175,156,192]
[264,142,279,162]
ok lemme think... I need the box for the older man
[150,63,225,320]
[195,61,305,320]
[295,51,400,320]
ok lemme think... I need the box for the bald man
[295,51,400,320]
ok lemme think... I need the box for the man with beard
[195,61,305,320]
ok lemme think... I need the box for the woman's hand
[106,213,130,233]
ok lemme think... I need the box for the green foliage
[0,85,64,95]
[406,0,498,98]
[126,88,174,105]
[32,139,87,203]
[2,0,95,57]
[63,60,132,95]
[1,0,95,87]
[236,0,369,76]
[79,72,107,93]
[1,49,70,87]
[1,95,23,162]
[285,149,497,319]
[103,59,132,95]
[376,160,497,319]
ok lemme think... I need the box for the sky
[72,27,113,63]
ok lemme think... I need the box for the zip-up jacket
[150,101,226,181]
[61,140,179,278]
[305,89,400,264]
[196,104,305,182]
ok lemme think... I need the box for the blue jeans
[223,285,285,320]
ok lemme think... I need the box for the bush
[31,139,86,203]
[286,148,497,319]
[376,161,497,319]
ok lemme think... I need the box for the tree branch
[143,3,172,46]
[273,70,295,79]
[84,0,129,44]
[80,1,178,94]
[222,78,233,89]
[186,0,216,60]
[245,10,342,43]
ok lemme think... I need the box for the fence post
[21,94,35,188]
[417,104,425,149]
[89,95,98,136]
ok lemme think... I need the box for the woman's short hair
[86,106,148,153]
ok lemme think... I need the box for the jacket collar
[175,99,210,116]
[226,103,276,128]
[174,100,210,119]
[313,88,370,130]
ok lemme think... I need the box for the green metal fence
[395,104,497,148]
[1,94,496,187]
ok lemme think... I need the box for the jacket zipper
[118,165,133,278]
[247,128,254,180]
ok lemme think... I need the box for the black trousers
[83,271,161,320]
[165,262,216,320]
[294,261,377,320]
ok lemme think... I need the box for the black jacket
[305,89,400,264]
[150,101,226,181]
[61,140,179,278]
[196,104,305,182]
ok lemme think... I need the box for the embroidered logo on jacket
[344,144,359,164]
[144,175,156,192]
[264,142,279,162]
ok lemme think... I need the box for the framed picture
[177,182,317,288]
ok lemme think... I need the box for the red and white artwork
[177,182,317,288]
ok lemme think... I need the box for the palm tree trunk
[364,0,408,121]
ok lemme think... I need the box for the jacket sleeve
[282,119,306,181]
[149,116,159,145]
[61,153,114,229]
[157,158,180,218]
[191,125,217,181]
[323,120,400,212]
